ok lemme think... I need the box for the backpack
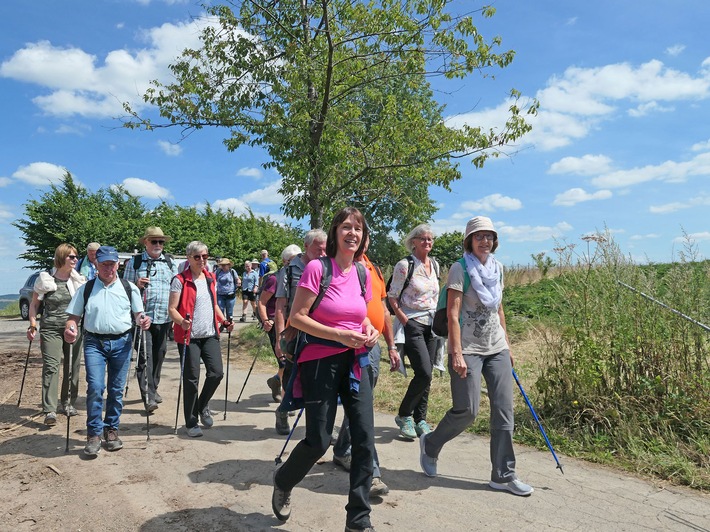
[81,277,135,328]
[385,255,439,314]
[432,258,470,337]
[132,253,174,272]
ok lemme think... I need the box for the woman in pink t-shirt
[271,207,379,532]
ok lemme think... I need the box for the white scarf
[463,252,502,311]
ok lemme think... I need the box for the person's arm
[273,297,287,359]
[26,292,40,341]
[381,302,400,371]
[387,260,409,326]
[498,302,514,367]
[258,290,274,331]
[447,288,466,378]
[168,290,190,331]
[290,287,368,348]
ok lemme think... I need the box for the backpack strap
[354,262,367,299]
[310,257,333,313]
[80,277,134,326]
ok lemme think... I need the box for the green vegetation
[0,301,20,317]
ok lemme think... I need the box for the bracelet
[388,345,397,351]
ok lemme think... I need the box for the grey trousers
[424,349,517,483]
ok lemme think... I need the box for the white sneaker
[186,425,204,438]
[489,478,534,496]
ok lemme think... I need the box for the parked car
[19,272,41,320]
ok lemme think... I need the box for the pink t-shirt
[297,257,372,362]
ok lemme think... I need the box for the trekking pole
[126,323,141,398]
[235,351,258,405]
[275,407,304,465]
[141,318,151,442]
[174,313,191,435]
[512,368,564,474]
[223,311,232,421]
[65,325,76,453]
[17,339,33,407]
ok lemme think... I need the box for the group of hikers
[24,208,532,532]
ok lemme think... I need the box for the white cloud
[666,44,686,57]
[553,188,612,206]
[55,123,91,135]
[592,151,710,188]
[0,177,11,187]
[675,231,710,243]
[630,233,660,240]
[157,140,182,156]
[548,154,613,176]
[650,195,710,214]
[691,139,710,151]
[461,194,522,212]
[240,181,284,206]
[0,18,217,118]
[212,198,250,214]
[113,177,172,199]
[447,58,710,152]
[237,167,263,179]
[0,204,13,219]
[497,221,573,243]
[12,162,67,186]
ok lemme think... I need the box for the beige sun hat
[463,216,499,253]
[140,226,172,245]
[217,257,233,267]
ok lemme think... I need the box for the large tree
[124,1,536,231]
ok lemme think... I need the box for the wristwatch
[388,345,397,351]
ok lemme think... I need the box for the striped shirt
[123,252,178,324]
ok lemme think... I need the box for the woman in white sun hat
[418,216,534,497]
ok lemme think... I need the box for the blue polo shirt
[66,276,143,334]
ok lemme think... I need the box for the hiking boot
[145,400,159,413]
[489,478,534,496]
[415,419,432,437]
[104,428,123,451]
[344,525,376,531]
[44,412,57,426]
[199,408,214,428]
[394,415,417,440]
[240,315,247,323]
[84,435,101,456]
[272,470,292,521]
[154,391,163,404]
[369,477,389,498]
[186,425,204,438]
[419,433,438,477]
[65,405,78,417]
[333,454,352,472]
[267,375,282,402]
[275,411,290,435]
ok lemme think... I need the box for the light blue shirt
[66,276,143,334]
[242,270,258,292]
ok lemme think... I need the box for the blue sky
[2,0,709,295]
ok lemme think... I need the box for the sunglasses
[67,255,78,260]
[150,240,165,245]
[192,254,209,260]
[474,233,496,242]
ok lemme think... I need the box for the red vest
[173,268,220,345]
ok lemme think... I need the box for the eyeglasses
[192,254,209,260]
[150,240,165,245]
[474,233,496,242]
[67,255,78,260]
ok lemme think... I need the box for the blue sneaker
[419,433,437,477]
[394,415,417,440]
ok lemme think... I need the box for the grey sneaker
[419,433,438,477]
[84,435,102,456]
[415,419,432,437]
[275,410,291,435]
[44,412,57,426]
[489,478,534,496]
[187,425,204,438]
[369,477,389,498]
[394,415,417,440]
[154,391,163,404]
[104,428,123,451]
[200,408,214,428]
[272,470,292,521]
[267,375,282,402]
[65,405,78,417]
[333,454,352,472]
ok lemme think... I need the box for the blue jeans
[217,294,236,319]
[84,332,132,437]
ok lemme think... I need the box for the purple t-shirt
[297,257,371,362]
[263,273,278,318]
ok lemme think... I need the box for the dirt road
[1,317,708,531]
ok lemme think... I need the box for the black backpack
[132,253,174,272]
[385,255,439,313]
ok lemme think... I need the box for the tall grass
[534,232,710,488]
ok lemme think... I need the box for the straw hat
[140,226,172,245]
[217,257,233,267]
